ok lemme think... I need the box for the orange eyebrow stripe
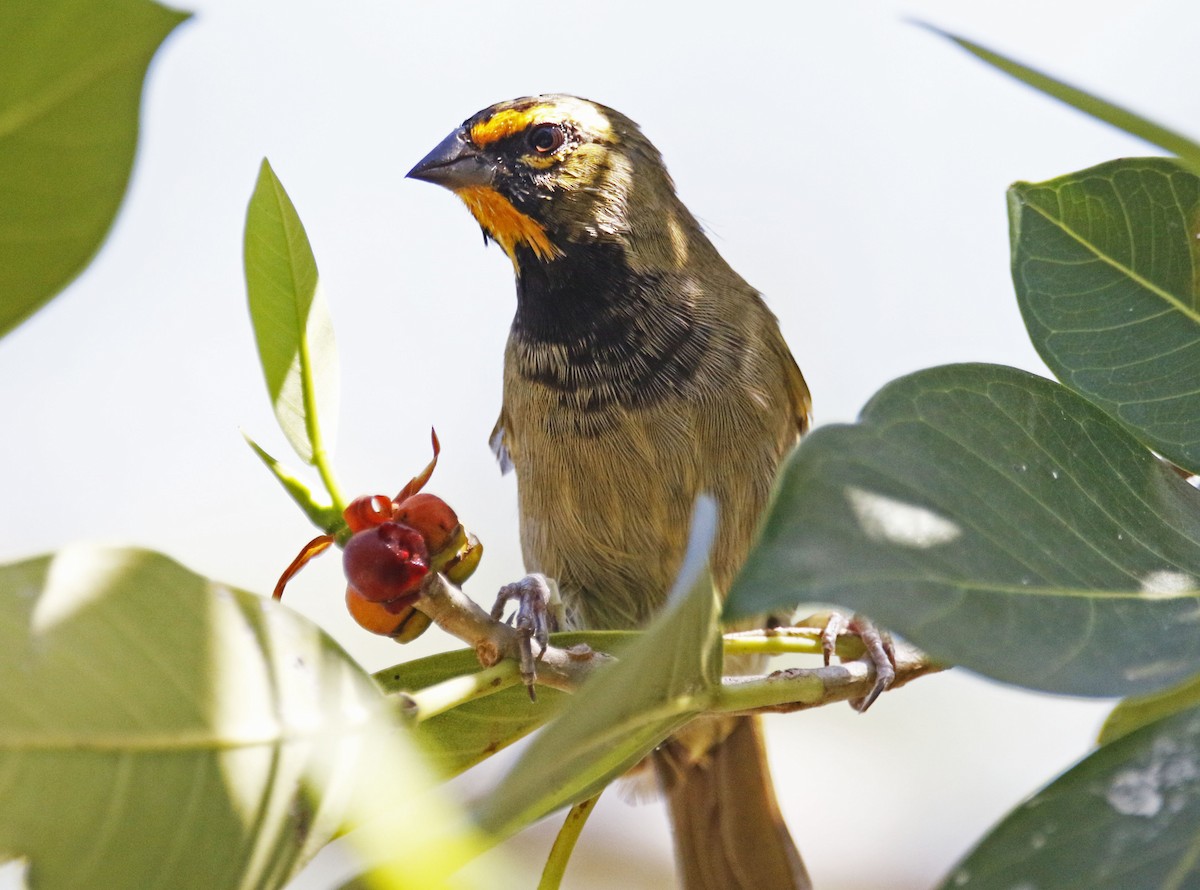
[469,107,547,147]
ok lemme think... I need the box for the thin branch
[411,573,616,695]
[716,640,943,716]
[406,573,944,719]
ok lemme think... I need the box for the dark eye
[527,123,565,154]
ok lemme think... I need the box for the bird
[408,94,813,890]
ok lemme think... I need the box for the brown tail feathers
[656,715,811,890]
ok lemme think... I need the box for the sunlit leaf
[1101,673,1200,746]
[243,431,339,532]
[0,0,188,337]
[727,364,1200,697]
[475,498,722,840]
[244,159,340,475]
[372,631,639,776]
[939,706,1200,889]
[1010,157,1200,472]
[0,545,479,890]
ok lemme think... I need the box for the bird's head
[407,95,690,272]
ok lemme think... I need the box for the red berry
[343,590,422,638]
[345,586,409,635]
[394,492,460,554]
[342,522,429,602]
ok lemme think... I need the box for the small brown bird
[409,94,812,890]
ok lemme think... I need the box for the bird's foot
[490,573,565,699]
[802,610,896,712]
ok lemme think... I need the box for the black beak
[406,127,494,190]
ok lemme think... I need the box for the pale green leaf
[1101,673,1200,746]
[372,631,639,777]
[0,545,480,890]
[244,159,340,474]
[474,498,722,840]
[0,0,188,336]
[243,431,340,533]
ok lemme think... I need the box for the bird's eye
[527,123,565,154]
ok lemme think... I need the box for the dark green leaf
[727,364,1200,697]
[939,706,1200,889]
[474,498,723,839]
[372,631,639,776]
[244,159,339,472]
[1101,673,1200,746]
[926,26,1200,174]
[0,0,188,337]
[1010,157,1200,471]
[0,544,479,889]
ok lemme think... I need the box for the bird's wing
[784,351,812,437]
[489,413,515,474]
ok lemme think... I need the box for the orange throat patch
[454,186,560,265]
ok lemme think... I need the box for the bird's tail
[656,715,811,890]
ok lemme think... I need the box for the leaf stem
[722,627,824,657]
[400,660,524,723]
[311,439,346,514]
[296,309,345,510]
[537,794,602,890]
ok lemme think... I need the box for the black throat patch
[509,241,712,417]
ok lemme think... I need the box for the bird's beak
[406,127,494,190]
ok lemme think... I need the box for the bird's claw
[491,573,564,699]
[818,611,848,666]
[811,610,896,712]
[850,614,896,712]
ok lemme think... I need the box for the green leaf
[926,26,1200,174]
[243,431,340,533]
[0,545,479,889]
[1101,673,1200,746]
[1009,157,1200,472]
[372,631,639,777]
[244,159,341,497]
[0,0,188,337]
[938,705,1200,889]
[474,498,723,839]
[727,363,1200,698]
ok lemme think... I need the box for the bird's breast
[503,368,702,629]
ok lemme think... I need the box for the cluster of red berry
[273,432,481,643]
[342,489,481,637]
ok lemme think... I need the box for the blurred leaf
[243,431,340,532]
[0,545,480,890]
[928,26,1200,174]
[244,158,340,477]
[0,0,187,337]
[1010,157,1200,472]
[727,363,1200,697]
[939,705,1200,889]
[475,498,722,839]
[1101,673,1200,746]
[372,631,639,777]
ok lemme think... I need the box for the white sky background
[2,1,1198,887]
